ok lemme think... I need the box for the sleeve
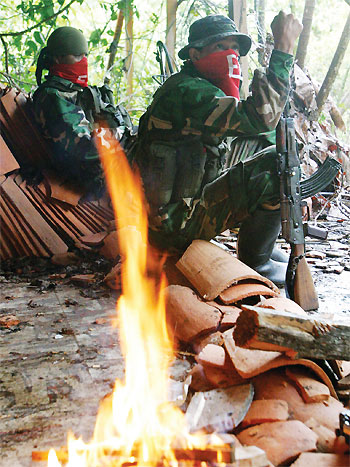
[33,88,101,171]
[179,50,294,139]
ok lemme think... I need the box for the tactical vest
[35,77,136,154]
[136,73,227,208]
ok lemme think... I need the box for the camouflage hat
[47,26,88,56]
[178,15,251,60]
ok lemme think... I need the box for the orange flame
[48,129,188,466]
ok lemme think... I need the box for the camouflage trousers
[148,146,280,253]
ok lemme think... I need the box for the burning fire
[47,130,226,466]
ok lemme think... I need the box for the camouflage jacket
[136,49,293,236]
[32,75,133,192]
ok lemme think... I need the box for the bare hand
[271,11,303,54]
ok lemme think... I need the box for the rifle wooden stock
[292,243,319,311]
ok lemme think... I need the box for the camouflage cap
[178,15,251,60]
[47,26,88,56]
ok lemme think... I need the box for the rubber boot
[237,208,287,286]
[271,245,289,263]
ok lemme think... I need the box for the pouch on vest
[143,142,177,207]
[202,142,227,187]
[171,140,207,201]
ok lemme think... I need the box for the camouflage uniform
[32,76,132,195]
[135,50,293,253]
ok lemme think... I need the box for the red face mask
[193,49,241,101]
[49,56,88,87]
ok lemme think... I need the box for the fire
[47,129,207,466]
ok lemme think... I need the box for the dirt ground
[0,214,349,467]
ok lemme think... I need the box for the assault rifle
[276,105,341,311]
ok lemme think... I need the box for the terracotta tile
[176,239,279,301]
[257,296,308,316]
[79,231,108,247]
[192,331,224,354]
[189,364,216,392]
[165,285,221,342]
[99,230,120,259]
[104,263,122,291]
[290,453,350,466]
[237,420,317,466]
[205,302,241,330]
[305,418,341,453]
[219,281,279,304]
[241,399,289,427]
[69,274,96,286]
[203,361,246,388]
[1,177,68,255]
[42,170,83,206]
[0,135,20,175]
[223,330,282,378]
[286,366,331,403]
[253,369,344,431]
[196,344,229,369]
[0,196,35,257]
[1,90,45,166]
[185,383,254,433]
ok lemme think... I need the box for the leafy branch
[0,0,80,38]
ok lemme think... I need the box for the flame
[47,129,226,466]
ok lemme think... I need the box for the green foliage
[0,0,349,141]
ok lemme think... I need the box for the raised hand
[271,11,303,55]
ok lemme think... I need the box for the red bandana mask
[49,56,88,87]
[193,49,241,101]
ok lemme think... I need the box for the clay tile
[223,330,282,378]
[176,239,278,300]
[290,453,350,466]
[0,135,20,175]
[252,369,343,431]
[42,170,83,206]
[241,399,289,427]
[79,231,108,247]
[165,285,221,342]
[99,230,120,259]
[237,420,318,466]
[219,281,279,304]
[196,344,228,369]
[286,366,331,403]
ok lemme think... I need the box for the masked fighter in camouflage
[134,11,302,286]
[33,26,133,198]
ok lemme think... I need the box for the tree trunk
[316,12,350,112]
[295,0,316,70]
[125,4,133,97]
[166,0,177,74]
[231,0,249,98]
[104,9,124,85]
[254,0,266,65]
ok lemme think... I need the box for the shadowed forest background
[0,0,349,142]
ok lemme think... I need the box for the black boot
[237,208,287,286]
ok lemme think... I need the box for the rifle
[276,104,341,311]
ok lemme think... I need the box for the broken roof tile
[219,281,279,304]
[176,239,278,300]
[165,285,221,342]
[237,420,318,466]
